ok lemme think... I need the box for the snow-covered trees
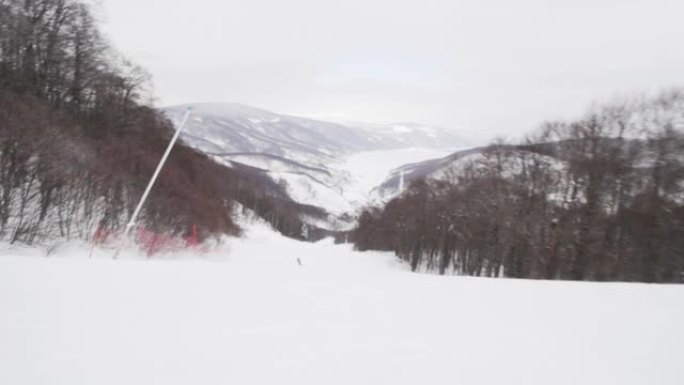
[353,91,684,283]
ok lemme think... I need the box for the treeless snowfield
[1,223,682,385]
[339,147,451,199]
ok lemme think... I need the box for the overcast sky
[100,0,684,141]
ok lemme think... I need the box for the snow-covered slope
[372,146,488,201]
[372,138,658,203]
[372,144,569,202]
[163,103,471,224]
[339,147,452,205]
[164,103,373,167]
[164,104,471,159]
[346,121,476,150]
[1,226,682,385]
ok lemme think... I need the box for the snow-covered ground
[338,147,451,204]
[1,222,683,385]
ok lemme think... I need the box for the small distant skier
[296,257,303,266]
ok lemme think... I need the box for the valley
[164,103,471,228]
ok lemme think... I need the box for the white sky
[100,0,684,141]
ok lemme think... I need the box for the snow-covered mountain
[164,103,470,158]
[163,103,472,228]
[372,143,574,202]
[372,147,488,200]
[371,138,653,203]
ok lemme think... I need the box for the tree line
[0,0,319,245]
[353,91,684,283]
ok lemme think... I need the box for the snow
[1,224,683,385]
[207,148,454,220]
[391,124,414,133]
[269,170,355,216]
[164,104,473,219]
[339,147,451,203]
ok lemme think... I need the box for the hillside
[354,91,684,283]
[163,103,469,226]
[0,0,327,244]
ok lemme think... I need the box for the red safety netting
[92,225,208,256]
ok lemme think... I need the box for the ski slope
[1,223,683,385]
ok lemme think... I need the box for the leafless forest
[0,0,318,244]
[353,93,684,283]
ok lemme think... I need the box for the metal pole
[123,107,192,238]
